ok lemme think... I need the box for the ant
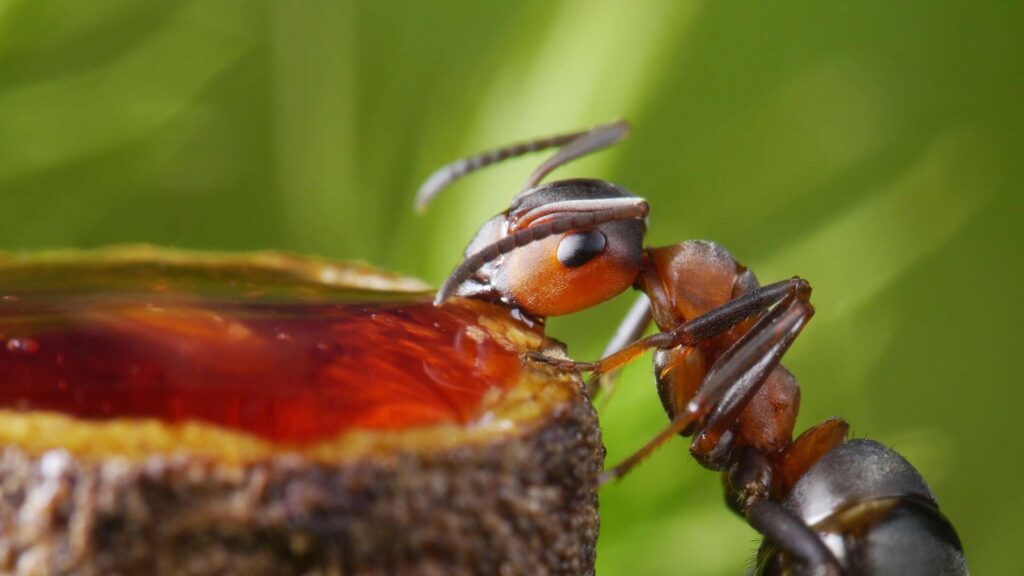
[416,121,967,575]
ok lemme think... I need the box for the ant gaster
[417,121,967,575]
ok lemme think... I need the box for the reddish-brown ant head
[451,179,647,317]
[417,120,649,318]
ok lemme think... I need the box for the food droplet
[0,258,539,444]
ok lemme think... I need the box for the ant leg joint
[690,427,736,471]
[724,446,774,515]
[792,277,812,301]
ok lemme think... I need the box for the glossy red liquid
[0,260,529,444]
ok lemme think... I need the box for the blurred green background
[1,1,1021,573]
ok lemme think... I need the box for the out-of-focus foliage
[0,1,1021,574]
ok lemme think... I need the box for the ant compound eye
[557,230,607,268]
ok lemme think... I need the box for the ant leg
[586,294,653,398]
[723,448,842,574]
[528,278,808,376]
[600,292,813,483]
[747,501,842,576]
[524,332,668,374]
[691,297,815,456]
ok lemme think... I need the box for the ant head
[417,121,649,317]
[473,179,647,317]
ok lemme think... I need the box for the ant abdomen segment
[417,121,968,575]
[758,440,967,575]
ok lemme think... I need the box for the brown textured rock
[0,247,603,575]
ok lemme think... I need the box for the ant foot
[523,351,597,373]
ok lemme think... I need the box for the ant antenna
[414,120,630,212]
[519,120,630,194]
[433,199,648,306]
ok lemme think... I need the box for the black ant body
[417,121,967,575]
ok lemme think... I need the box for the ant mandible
[416,121,966,575]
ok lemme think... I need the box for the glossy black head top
[416,121,649,317]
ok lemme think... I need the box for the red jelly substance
[0,255,532,444]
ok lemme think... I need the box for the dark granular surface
[0,393,602,576]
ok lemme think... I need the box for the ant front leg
[599,279,814,482]
[527,277,808,377]
[586,294,653,399]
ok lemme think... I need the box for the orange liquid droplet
[0,258,533,444]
